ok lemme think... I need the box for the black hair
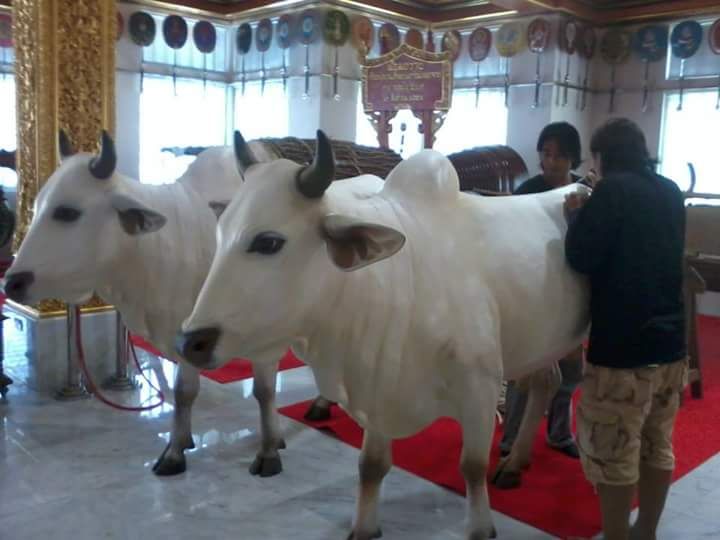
[536,122,582,170]
[590,118,655,175]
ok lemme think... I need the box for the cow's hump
[382,150,459,203]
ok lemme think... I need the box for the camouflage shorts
[577,358,688,486]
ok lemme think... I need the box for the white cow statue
[178,130,591,540]
[3,131,334,477]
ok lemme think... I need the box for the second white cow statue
[3,131,336,477]
[178,130,591,539]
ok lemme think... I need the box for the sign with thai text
[362,43,452,112]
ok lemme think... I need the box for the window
[433,88,508,155]
[659,90,720,195]
[0,75,17,188]
[355,88,378,147]
[233,80,288,140]
[139,75,228,184]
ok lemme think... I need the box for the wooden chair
[683,203,720,399]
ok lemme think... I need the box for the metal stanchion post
[55,305,90,400]
[103,311,138,390]
[0,315,12,400]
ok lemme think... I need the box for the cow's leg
[492,363,561,489]
[304,395,334,421]
[347,430,392,540]
[153,359,199,476]
[249,360,285,477]
[460,375,501,540]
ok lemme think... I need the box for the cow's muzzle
[4,271,35,303]
[175,327,221,367]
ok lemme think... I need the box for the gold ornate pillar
[12,0,116,251]
[10,0,115,316]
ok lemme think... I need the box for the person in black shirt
[564,118,687,540]
[501,122,588,460]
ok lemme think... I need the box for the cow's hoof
[346,528,382,540]
[304,400,332,422]
[249,454,283,477]
[469,526,497,539]
[491,465,522,489]
[152,444,187,476]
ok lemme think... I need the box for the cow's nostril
[175,326,221,365]
[4,271,35,301]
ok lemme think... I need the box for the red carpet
[279,316,720,539]
[129,335,304,384]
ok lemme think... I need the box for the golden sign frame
[361,43,453,114]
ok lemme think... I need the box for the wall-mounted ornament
[277,14,294,93]
[193,21,216,53]
[256,19,273,95]
[469,27,492,108]
[425,28,435,52]
[256,18,273,51]
[299,9,320,99]
[441,30,462,63]
[163,15,188,94]
[527,18,550,109]
[496,22,525,107]
[671,21,703,111]
[600,28,631,113]
[351,16,374,58]
[379,23,400,55]
[469,26,491,62]
[163,15,188,49]
[405,28,424,50]
[129,12,156,93]
[236,23,252,95]
[129,11,155,46]
[558,19,579,106]
[324,10,350,100]
[709,19,720,109]
[710,18,720,55]
[193,21,216,90]
[633,25,667,112]
[577,25,596,111]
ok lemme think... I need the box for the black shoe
[551,442,580,459]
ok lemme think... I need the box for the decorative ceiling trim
[524,0,720,23]
[125,0,517,23]
[124,0,515,25]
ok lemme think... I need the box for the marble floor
[1,320,720,540]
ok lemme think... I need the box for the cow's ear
[321,214,405,272]
[208,201,229,219]
[111,194,167,235]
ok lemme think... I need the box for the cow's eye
[247,232,286,255]
[52,205,82,223]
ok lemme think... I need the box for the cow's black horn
[234,130,258,175]
[89,130,116,180]
[58,129,76,159]
[296,130,335,199]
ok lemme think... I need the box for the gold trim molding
[6,297,115,320]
